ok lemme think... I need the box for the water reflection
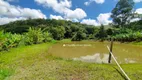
[48,42,142,64]
[73,53,137,64]
[73,53,109,63]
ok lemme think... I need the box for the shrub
[24,27,44,45]
[50,26,65,40]
[71,28,87,41]
[0,31,22,51]
[42,31,53,42]
[113,31,142,42]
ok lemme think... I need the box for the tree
[106,28,113,35]
[50,26,65,40]
[95,24,107,41]
[111,0,134,28]
[71,28,87,41]
[25,27,43,44]
[64,26,72,38]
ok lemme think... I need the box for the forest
[0,18,142,51]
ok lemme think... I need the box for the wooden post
[108,38,113,63]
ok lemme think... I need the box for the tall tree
[95,24,107,41]
[111,0,134,28]
[50,26,66,40]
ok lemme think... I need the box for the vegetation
[95,24,107,41]
[0,28,53,51]
[111,0,134,28]
[0,0,142,80]
[1,19,142,42]
[0,0,142,43]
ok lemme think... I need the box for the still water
[48,42,142,64]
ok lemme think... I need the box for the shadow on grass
[113,67,128,80]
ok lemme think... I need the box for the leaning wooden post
[108,38,113,63]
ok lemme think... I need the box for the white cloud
[50,14,63,20]
[65,8,87,20]
[133,0,142,3]
[97,13,112,25]
[84,0,105,6]
[135,8,142,14]
[81,13,112,26]
[72,18,79,22]
[81,19,100,26]
[84,2,90,6]
[130,8,142,22]
[0,0,46,25]
[0,17,26,25]
[35,0,87,20]
[95,0,105,4]
[130,18,140,22]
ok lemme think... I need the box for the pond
[48,41,142,64]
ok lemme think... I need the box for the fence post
[108,38,113,63]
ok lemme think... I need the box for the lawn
[0,42,142,80]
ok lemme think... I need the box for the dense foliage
[0,0,142,47]
[0,28,53,51]
[111,0,134,28]
[0,19,142,43]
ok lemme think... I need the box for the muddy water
[48,41,142,64]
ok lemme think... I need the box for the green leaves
[71,27,87,41]
[0,31,22,51]
[0,28,53,52]
[111,0,134,28]
[50,26,66,40]
[113,31,142,42]
[25,27,44,45]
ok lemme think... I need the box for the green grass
[0,43,53,80]
[0,42,142,80]
[0,69,13,80]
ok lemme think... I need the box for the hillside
[0,19,95,34]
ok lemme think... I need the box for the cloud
[135,8,142,14]
[97,13,112,25]
[133,0,142,3]
[0,0,46,25]
[130,8,142,22]
[81,13,112,26]
[50,14,63,20]
[64,8,87,20]
[130,18,141,22]
[81,19,100,26]
[84,0,105,6]
[35,0,87,20]
[0,17,26,25]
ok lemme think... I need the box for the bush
[113,31,142,42]
[95,25,107,41]
[0,31,22,51]
[42,31,53,42]
[24,27,44,45]
[71,28,87,41]
[50,26,65,40]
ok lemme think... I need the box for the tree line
[0,0,142,43]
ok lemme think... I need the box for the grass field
[0,42,142,80]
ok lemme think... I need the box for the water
[48,41,142,64]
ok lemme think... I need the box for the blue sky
[0,0,142,26]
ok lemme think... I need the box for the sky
[0,0,142,26]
